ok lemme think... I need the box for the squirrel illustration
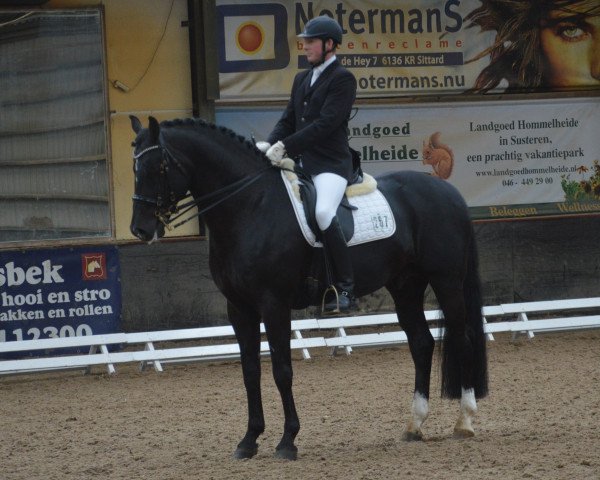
[422,132,453,180]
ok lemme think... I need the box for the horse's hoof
[233,444,258,460]
[453,428,475,439]
[274,445,298,461]
[402,430,423,442]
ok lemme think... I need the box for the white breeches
[313,172,348,231]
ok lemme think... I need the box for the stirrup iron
[321,285,341,315]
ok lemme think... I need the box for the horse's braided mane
[160,117,266,160]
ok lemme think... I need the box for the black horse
[129,116,488,460]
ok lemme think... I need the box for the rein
[133,144,272,230]
[169,166,270,229]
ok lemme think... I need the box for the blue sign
[0,246,121,358]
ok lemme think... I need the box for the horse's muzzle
[130,221,164,243]
[131,201,166,242]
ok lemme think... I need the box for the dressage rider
[256,15,358,314]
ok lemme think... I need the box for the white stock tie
[310,68,320,86]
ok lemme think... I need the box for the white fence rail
[1,297,599,377]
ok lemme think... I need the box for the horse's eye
[131,142,136,147]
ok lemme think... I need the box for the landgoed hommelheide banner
[217,98,600,220]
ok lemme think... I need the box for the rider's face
[303,37,334,65]
[540,9,600,87]
[303,37,323,65]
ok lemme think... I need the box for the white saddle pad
[280,168,396,247]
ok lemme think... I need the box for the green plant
[561,160,600,201]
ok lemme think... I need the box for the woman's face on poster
[540,8,600,87]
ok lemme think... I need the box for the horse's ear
[130,115,142,134]
[148,116,160,143]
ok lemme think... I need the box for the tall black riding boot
[321,217,358,315]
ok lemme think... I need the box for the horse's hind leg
[387,275,434,441]
[228,301,265,459]
[429,277,478,438]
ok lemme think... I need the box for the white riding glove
[265,141,286,166]
[255,141,270,153]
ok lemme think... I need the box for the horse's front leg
[262,299,300,460]
[228,301,265,459]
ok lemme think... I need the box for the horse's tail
[441,228,489,399]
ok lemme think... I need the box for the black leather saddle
[288,147,363,243]
[292,165,357,243]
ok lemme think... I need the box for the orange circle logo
[236,22,264,54]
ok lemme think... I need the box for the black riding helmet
[298,16,343,65]
[298,15,343,46]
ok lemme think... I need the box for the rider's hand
[266,141,286,166]
[255,141,270,153]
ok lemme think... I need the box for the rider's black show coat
[267,60,357,181]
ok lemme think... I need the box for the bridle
[132,144,185,228]
[132,142,271,230]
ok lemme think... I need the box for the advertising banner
[216,97,600,220]
[216,0,600,100]
[0,246,121,357]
